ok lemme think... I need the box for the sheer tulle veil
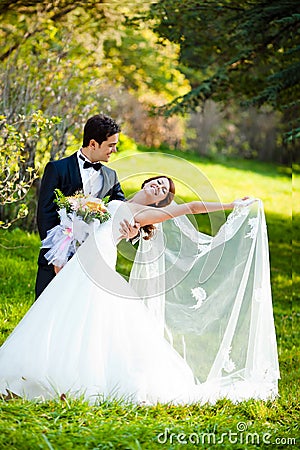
[129,200,280,401]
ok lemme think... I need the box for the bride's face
[143,177,170,204]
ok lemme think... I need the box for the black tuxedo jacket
[37,152,125,265]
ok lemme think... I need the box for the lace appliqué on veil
[222,347,236,373]
[190,286,207,310]
[221,205,250,239]
[173,217,200,243]
[245,217,259,239]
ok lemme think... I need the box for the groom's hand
[119,219,141,241]
[54,265,62,274]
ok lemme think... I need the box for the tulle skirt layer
[0,255,199,404]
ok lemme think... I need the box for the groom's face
[92,133,119,162]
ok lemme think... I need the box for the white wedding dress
[0,200,279,404]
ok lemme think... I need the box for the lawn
[0,150,298,449]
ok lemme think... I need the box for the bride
[0,176,279,405]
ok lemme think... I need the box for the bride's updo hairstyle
[141,175,175,240]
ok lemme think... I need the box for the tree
[147,0,300,141]
[0,0,189,156]
[0,112,60,228]
[0,1,190,229]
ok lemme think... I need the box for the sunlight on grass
[109,149,291,217]
[293,172,300,215]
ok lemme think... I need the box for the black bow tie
[83,161,102,171]
[79,154,102,171]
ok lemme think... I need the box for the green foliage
[0,0,192,228]
[148,0,300,139]
[0,112,61,228]
[117,133,138,153]
[103,26,189,100]
[0,0,189,158]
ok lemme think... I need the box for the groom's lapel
[68,153,83,192]
[98,165,112,198]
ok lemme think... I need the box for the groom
[35,114,138,299]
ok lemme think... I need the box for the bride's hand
[119,219,141,241]
[233,197,255,207]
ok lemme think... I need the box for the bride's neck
[127,190,151,205]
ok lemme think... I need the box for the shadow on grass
[135,145,292,179]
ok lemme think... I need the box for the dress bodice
[92,200,133,269]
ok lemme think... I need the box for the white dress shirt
[77,150,104,196]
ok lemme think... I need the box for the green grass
[0,151,298,449]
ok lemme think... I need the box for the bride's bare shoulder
[125,202,145,214]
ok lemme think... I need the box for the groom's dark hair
[83,114,121,147]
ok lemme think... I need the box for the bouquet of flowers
[42,189,111,268]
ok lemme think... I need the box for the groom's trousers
[35,262,55,299]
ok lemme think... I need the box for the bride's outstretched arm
[131,199,244,227]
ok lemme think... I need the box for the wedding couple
[0,114,279,405]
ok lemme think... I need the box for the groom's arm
[37,162,60,240]
[108,172,126,202]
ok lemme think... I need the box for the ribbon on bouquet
[41,209,93,268]
[60,227,73,250]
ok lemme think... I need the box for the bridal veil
[129,200,280,402]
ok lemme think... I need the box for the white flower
[68,197,82,210]
[190,286,207,310]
